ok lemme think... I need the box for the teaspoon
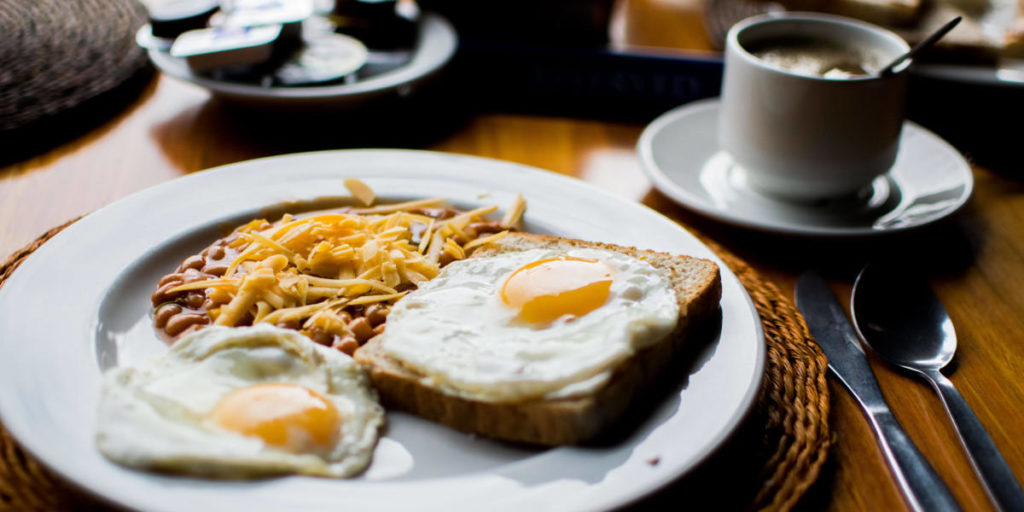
[879,16,962,76]
[851,264,1024,512]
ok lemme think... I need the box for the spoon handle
[869,410,963,512]
[925,370,1024,512]
[879,16,962,76]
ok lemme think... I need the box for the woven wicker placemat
[0,220,830,512]
[0,0,149,134]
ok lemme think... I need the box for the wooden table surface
[1,0,1021,510]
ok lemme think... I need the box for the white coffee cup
[718,13,911,201]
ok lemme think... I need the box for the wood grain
[0,0,1021,510]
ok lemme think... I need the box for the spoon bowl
[852,264,1024,512]
[851,264,956,371]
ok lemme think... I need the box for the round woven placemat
[0,0,149,133]
[0,220,831,512]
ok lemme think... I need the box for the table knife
[796,271,961,512]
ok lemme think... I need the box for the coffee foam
[748,37,885,78]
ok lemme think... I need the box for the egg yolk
[500,256,613,323]
[210,383,341,454]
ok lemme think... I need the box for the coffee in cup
[718,13,911,201]
[746,37,885,79]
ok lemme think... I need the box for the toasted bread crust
[355,233,722,445]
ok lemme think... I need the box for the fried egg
[378,248,680,402]
[96,325,384,478]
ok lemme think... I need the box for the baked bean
[348,317,374,343]
[158,273,184,288]
[153,303,182,328]
[332,336,359,355]
[185,291,205,309]
[276,317,301,330]
[450,233,468,245]
[203,264,229,276]
[152,281,184,305]
[372,324,385,336]
[165,313,210,337]
[468,221,504,236]
[180,255,205,271]
[365,304,389,327]
[205,244,226,260]
[308,328,333,346]
[181,268,206,283]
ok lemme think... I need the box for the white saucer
[637,99,974,237]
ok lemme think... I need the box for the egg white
[379,248,680,402]
[96,325,384,478]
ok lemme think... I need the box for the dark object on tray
[148,0,220,39]
[418,0,615,46]
[0,0,151,162]
[332,0,418,49]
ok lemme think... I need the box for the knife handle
[926,369,1024,512]
[870,410,962,512]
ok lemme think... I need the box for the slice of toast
[773,0,922,26]
[897,3,1003,63]
[354,233,722,446]
[1004,0,1024,58]
[831,0,923,27]
[773,0,1007,63]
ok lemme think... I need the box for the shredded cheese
[501,194,526,228]
[344,178,376,206]
[162,187,522,347]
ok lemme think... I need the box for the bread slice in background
[833,0,923,26]
[354,233,722,446]
[900,3,1003,63]
[1003,0,1024,58]
[771,0,1007,62]
[771,0,922,26]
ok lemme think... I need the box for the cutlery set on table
[797,269,1024,511]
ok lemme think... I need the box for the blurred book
[447,40,723,121]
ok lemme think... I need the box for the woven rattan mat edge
[0,219,831,512]
[0,0,149,133]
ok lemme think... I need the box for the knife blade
[796,271,961,512]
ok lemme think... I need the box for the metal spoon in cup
[878,16,962,76]
[851,265,1024,512]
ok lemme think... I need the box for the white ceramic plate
[148,13,457,109]
[0,150,764,512]
[638,99,974,237]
